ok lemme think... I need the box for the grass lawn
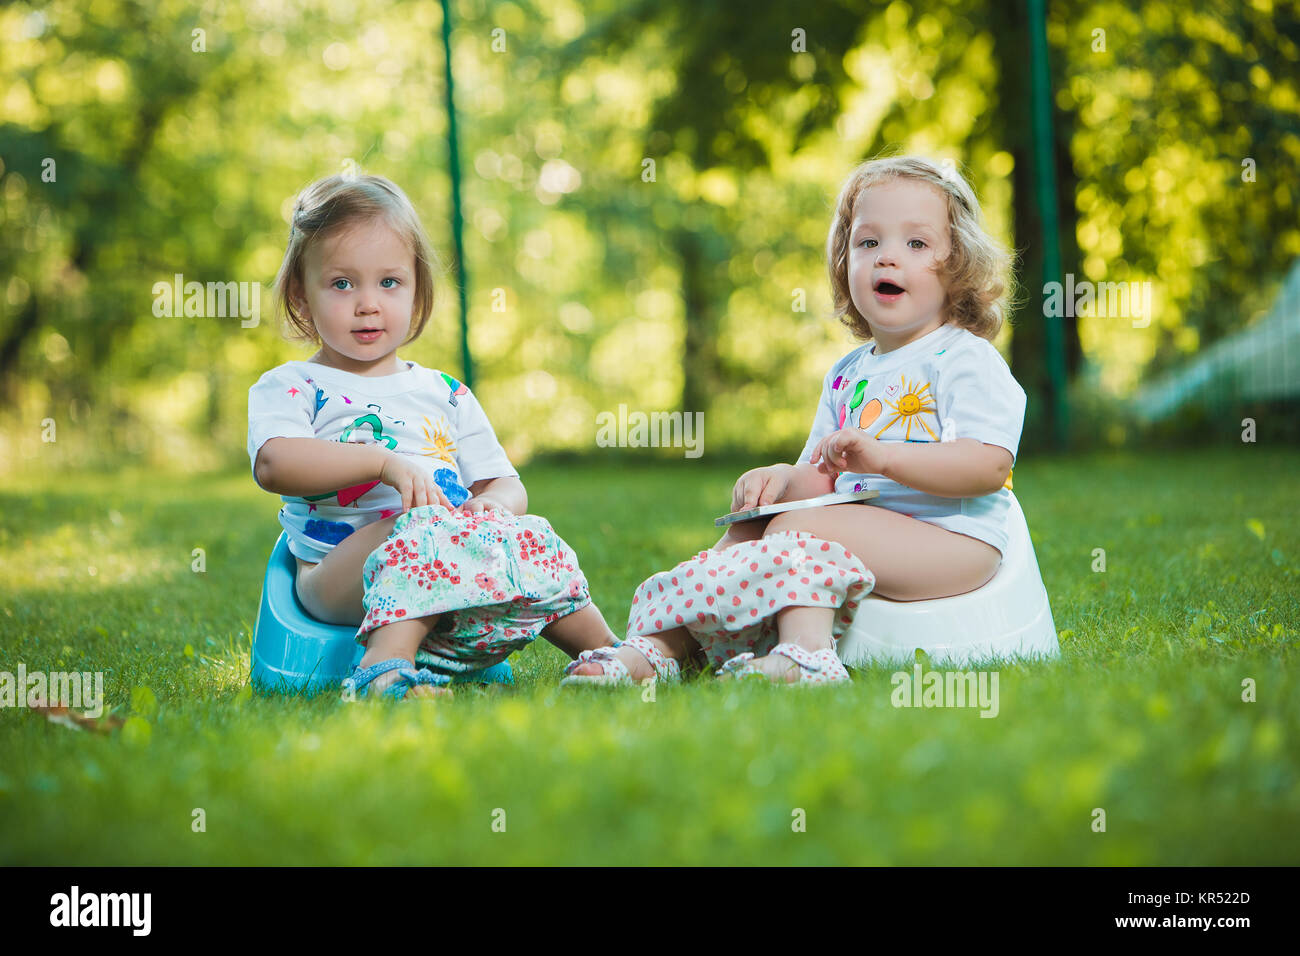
[1,447,1297,865]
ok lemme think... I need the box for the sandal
[559,635,682,687]
[343,658,453,700]
[716,643,851,686]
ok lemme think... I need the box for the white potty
[837,492,1059,669]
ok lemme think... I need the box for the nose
[875,246,898,267]
[356,288,379,314]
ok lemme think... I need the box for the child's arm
[781,461,838,500]
[255,438,389,497]
[812,430,1011,498]
[462,476,527,514]
[879,440,1012,498]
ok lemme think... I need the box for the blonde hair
[826,154,1018,342]
[273,173,440,346]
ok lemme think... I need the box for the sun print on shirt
[833,356,1016,494]
[421,416,458,464]
[873,374,940,441]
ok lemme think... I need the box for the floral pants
[625,531,876,669]
[356,504,590,674]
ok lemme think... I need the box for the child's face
[294,217,416,374]
[847,178,952,353]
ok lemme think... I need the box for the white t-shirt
[247,358,518,562]
[795,323,1026,556]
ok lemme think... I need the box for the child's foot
[367,669,452,699]
[565,643,656,681]
[717,642,848,685]
[353,656,453,699]
[731,652,801,683]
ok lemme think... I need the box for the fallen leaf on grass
[30,704,125,734]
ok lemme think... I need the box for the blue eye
[381,277,399,288]
[860,238,927,249]
[332,278,351,290]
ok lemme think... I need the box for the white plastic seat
[837,492,1059,669]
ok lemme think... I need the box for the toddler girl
[563,155,1026,686]
[248,172,618,698]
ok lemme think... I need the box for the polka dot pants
[625,530,876,669]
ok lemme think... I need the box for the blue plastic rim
[251,531,514,694]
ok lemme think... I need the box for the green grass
[1,447,1297,864]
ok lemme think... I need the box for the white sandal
[560,635,682,687]
[716,642,851,686]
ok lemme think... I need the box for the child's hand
[458,494,512,516]
[378,452,454,513]
[731,465,792,512]
[810,428,891,478]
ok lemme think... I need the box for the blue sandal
[343,658,453,700]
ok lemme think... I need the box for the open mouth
[874,280,905,296]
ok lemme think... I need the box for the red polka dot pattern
[623,531,875,670]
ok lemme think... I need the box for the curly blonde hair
[273,172,440,346]
[826,154,1018,342]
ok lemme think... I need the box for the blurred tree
[1055,0,1300,397]
[990,0,1084,446]
[0,0,209,402]
[564,0,881,426]
[1,0,458,466]
[565,0,1089,450]
[561,0,1300,448]
[3,0,1295,474]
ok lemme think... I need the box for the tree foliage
[1,0,1295,474]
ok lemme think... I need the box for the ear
[289,279,311,320]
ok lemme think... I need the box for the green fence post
[440,0,473,390]
[1028,0,1068,450]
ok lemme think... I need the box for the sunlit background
[1,0,1296,475]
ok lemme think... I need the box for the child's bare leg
[295,514,402,625]
[764,503,1001,600]
[565,626,698,680]
[541,601,619,658]
[358,616,448,698]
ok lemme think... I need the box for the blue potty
[251,531,514,693]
